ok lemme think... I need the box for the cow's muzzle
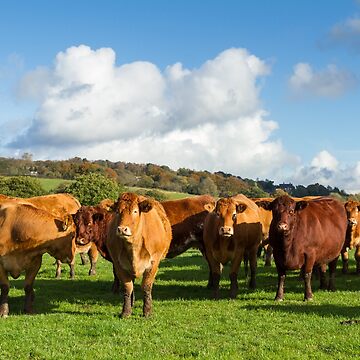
[219,226,234,237]
[117,226,132,237]
[348,218,358,227]
[76,237,88,245]
[277,223,289,232]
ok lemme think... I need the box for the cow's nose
[219,226,233,236]
[348,218,357,226]
[118,226,132,236]
[77,237,87,245]
[277,223,289,232]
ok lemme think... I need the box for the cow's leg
[69,257,76,279]
[264,244,273,267]
[113,264,133,318]
[319,264,328,290]
[328,257,339,291]
[111,265,121,294]
[303,256,315,301]
[24,256,42,314]
[204,246,222,299]
[0,265,10,318]
[141,257,162,317]
[200,248,214,290]
[355,245,360,275]
[88,245,99,276]
[341,249,349,274]
[275,271,286,301]
[229,249,244,299]
[79,252,88,265]
[248,246,258,289]
[55,260,62,278]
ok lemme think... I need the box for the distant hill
[0,155,349,198]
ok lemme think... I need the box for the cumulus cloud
[5,45,297,180]
[326,15,360,52]
[289,62,357,98]
[289,150,360,193]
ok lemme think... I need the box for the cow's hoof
[304,297,313,302]
[89,270,96,276]
[274,297,283,302]
[0,304,9,318]
[119,311,131,319]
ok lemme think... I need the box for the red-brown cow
[203,194,262,299]
[106,193,172,317]
[342,200,360,274]
[73,205,119,292]
[0,202,76,317]
[257,195,347,301]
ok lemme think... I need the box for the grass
[127,186,192,200]
[1,251,360,359]
[37,178,73,193]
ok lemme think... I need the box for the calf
[106,192,172,317]
[257,195,347,301]
[203,194,262,299]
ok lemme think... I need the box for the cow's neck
[282,220,302,267]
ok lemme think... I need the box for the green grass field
[37,178,73,193]
[1,250,359,359]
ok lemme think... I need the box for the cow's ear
[295,201,308,211]
[93,213,104,223]
[204,203,215,213]
[139,200,153,213]
[255,200,273,211]
[236,203,247,213]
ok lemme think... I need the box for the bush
[64,173,123,205]
[0,176,45,197]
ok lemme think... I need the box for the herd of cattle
[0,191,359,318]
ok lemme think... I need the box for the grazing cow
[342,200,360,274]
[106,192,172,317]
[257,195,347,301]
[0,193,94,278]
[0,202,76,317]
[203,194,262,299]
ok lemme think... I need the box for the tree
[198,176,219,197]
[0,176,45,197]
[64,173,123,205]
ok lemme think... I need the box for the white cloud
[327,15,360,52]
[5,45,296,180]
[289,62,357,98]
[289,150,360,194]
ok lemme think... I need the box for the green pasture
[1,250,359,360]
[37,178,73,193]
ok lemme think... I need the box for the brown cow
[106,192,172,317]
[73,205,119,291]
[257,195,347,301]
[0,202,76,317]
[342,200,360,274]
[0,193,95,278]
[203,194,262,299]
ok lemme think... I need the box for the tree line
[0,154,352,200]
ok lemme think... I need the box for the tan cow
[342,200,360,274]
[203,194,262,299]
[0,193,98,278]
[106,192,172,318]
[0,202,76,317]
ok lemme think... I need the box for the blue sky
[1,0,360,192]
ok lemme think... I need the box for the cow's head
[345,200,360,249]
[113,192,154,241]
[258,195,308,235]
[73,206,105,246]
[51,214,76,263]
[206,197,247,237]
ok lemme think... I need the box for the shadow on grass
[245,302,360,320]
